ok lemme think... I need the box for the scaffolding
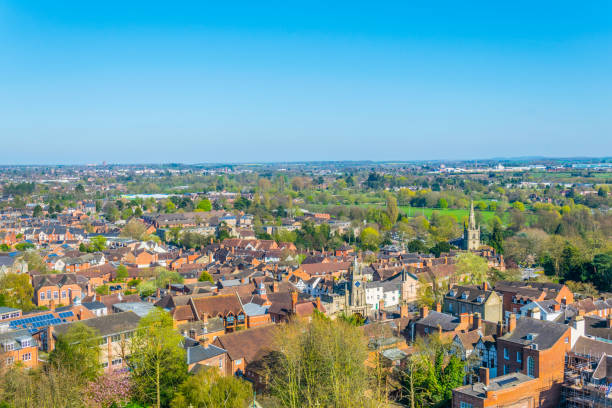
[562,352,612,408]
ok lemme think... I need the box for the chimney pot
[435,302,442,313]
[479,367,490,386]
[421,306,429,319]
[508,313,517,333]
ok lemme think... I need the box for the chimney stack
[273,281,279,293]
[479,367,490,386]
[508,313,517,333]
[400,302,409,318]
[291,291,298,314]
[316,297,321,310]
[435,302,442,313]
[460,313,469,329]
[482,281,489,291]
[553,303,561,312]
[474,313,482,330]
[607,315,612,329]
[421,306,429,319]
[497,321,503,337]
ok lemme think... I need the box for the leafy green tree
[116,264,129,281]
[128,308,187,408]
[401,334,465,408]
[49,322,101,381]
[437,198,448,209]
[408,239,428,254]
[96,284,110,295]
[360,227,380,251]
[512,201,526,212]
[198,270,214,282]
[233,196,251,211]
[591,252,612,292]
[429,241,451,257]
[196,198,212,211]
[488,216,504,253]
[267,313,384,408]
[33,204,43,217]
[0,273,35,311]
[90,235,107,252]
[455,252,489,284]
[385,193,399,225]
[171,368,252,408]
[155,268,184,289]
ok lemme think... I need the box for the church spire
[469,201,477,230]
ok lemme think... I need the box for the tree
[455,252,489,285]
[154,268,184,289]
[95,284,109,295]
[198,270,214,283]
[128,308,187,408]
[116,264,129,281]
[0,273,35,311]
[400,334,465,408]
[171,368,252,408]
[90,235,107,252]
[121,219,148,240]
[385,193,399,225]
[512,201,526,212]
[233,196,251,211]
[408,239,428,254]
[360,227,380,251]
[49,322,101,381]
[32,204,43,217]
[437,198,448,209]
[488,216,504,254]
[591,252,612,292]
[267,314,384,408]
[196,198,212,211]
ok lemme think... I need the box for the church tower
[464,201,481,251]
[349,256,367,311]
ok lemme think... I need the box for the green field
[399,206,499,223]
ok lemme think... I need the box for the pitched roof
[213,324,277,362]
[53,311,141,338]
[500,316,569,350]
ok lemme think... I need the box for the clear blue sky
[1,1,611,164]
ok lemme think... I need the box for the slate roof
[417,311,460,331]
[184,339,227,365]
[584,316,612,341]
[445,284,496,304]
[499,316,569,350]
[53,311,141,338]
[572,336,612,360]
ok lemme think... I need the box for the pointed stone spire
[469,201,477,230]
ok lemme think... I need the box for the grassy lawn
[399,206,499,223]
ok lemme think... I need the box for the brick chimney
[479,367,490,386]
[474,313,482,330]
[508,313,517,333]
[497,322,503,337]
[420,306,429,319]
[400,302,409,318]
[482,281,489,291]
[607,315,612,329]
[273,282,279,293]
[291,291,298,314]
[460,313,469,329]
[435,302,442,313]
[316,297,322,310]
[47,325,55,351]
[553,303,561,311]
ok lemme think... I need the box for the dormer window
[476,296,484,303]
[461,292,468,300]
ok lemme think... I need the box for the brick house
[452,315,571,408]
[494,281,574,317]
[49,311,141,372]
[444,282,503,323]
[32,273,87,307]
[212,324,277,378]
[0,329,38,369]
